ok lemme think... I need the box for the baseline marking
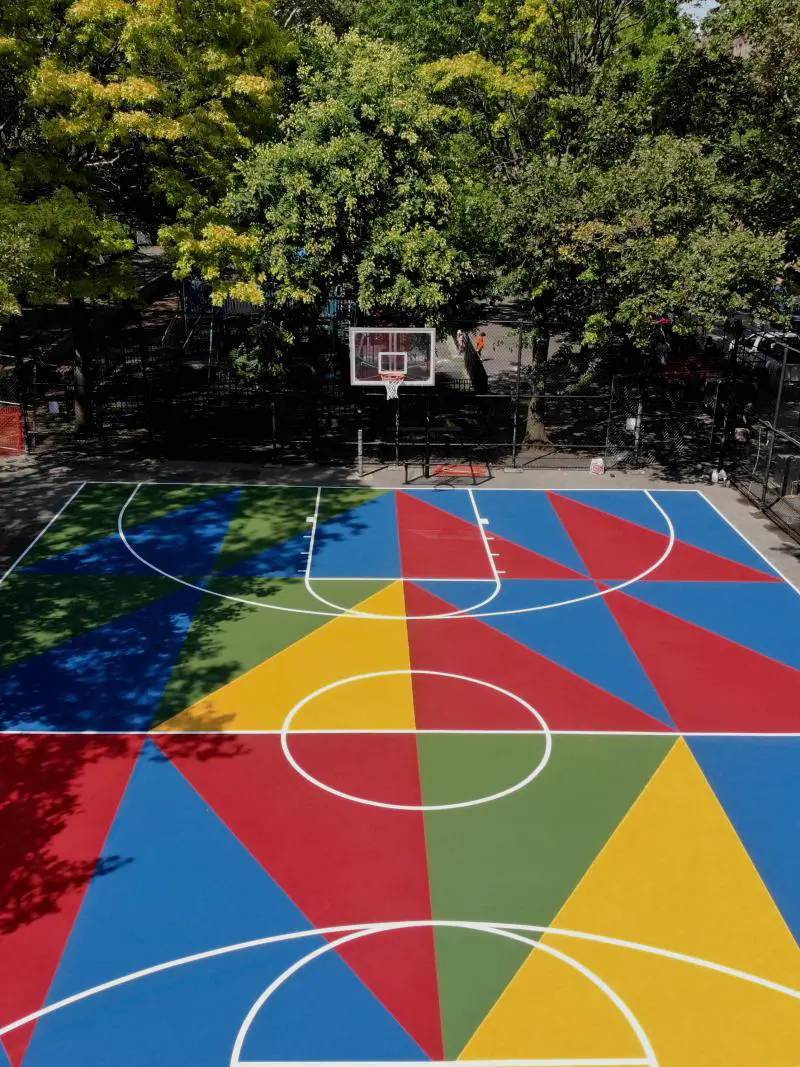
[2,729,799,737]
[84,480,702,491]
[3,725,797,734]
[230,923,658,1067]
[279,670,552,811]
[117,486,677,621]
[1,920,798,1045]
[0,482,87,585]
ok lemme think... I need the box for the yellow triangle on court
[461,740,800,1067]
[156,582,416,733]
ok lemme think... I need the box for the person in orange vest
[476,331,486,358]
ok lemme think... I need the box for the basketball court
[1,480,800,1067]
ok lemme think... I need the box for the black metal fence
[730,338,800,541]
[4,314,767,482]
[75,370,726,474]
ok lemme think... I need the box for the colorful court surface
[1,482,800,1067]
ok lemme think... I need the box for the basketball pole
[394,396,400,465]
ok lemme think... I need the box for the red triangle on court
[397,491,585,580]
[0,735,143,1067]
[605,590,800,732]
[158,733,444,1059]
[548,493,779,583]
[404,584,674,733]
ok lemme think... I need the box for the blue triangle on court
[623,581,800,673]
[554,490,673,536]
[473,490,588,574]
[0,588,201,731]
[23,490,242,577]
[219,529,311,578]
[23,740,426,1067]
[401,488,482,525]
[422,579,675,727]
[310,493,401,578]
[689,736,800,943]
[243,939,430,1061]
[649,491,776,575]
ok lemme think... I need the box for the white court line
[0,482,87,585]
[310,577,499,582]
[303,486,502,619]
[279,670,552,811]
[4,729,800,738]
[117,486,677,621]
[696,490,800,596]
[230,924,658,1067]
[82,480,702,491]
[241,1062,648,1066]
[0,918,797,1047]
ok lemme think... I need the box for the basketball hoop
[379,371,406,401]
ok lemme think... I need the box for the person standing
[476,331,486,358]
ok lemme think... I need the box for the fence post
[356,426,364,477]
[603,376,616,462]
[511,327,523,466]
[634,394,644,465]
[717,320,742,471]
[761,342,790,504]
[424,393,431,479]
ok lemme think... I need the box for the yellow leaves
[33,62,100,105]
[0,36,22,56]
[424,52,540,99]
[104,77,162,105]
[201,224,260,253]
[66,0,130,22]
[517,0,548,25]
[111,111,184,139]
[220,280,266,306]
[226,73,276,103]
[34,63,161,109]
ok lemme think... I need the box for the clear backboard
[350,328,436,392]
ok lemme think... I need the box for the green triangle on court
[418,732,677,1058]
[155,577,392,725]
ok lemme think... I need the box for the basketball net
[380,371,406,401]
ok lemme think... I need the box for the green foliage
[2,0,798,372]
[354,0,483,60]
[504,135,786,346]
[229,317,294,382]
[173,25,493,317]
[0,0,291,320]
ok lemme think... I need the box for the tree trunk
[72,298,95,435]
[524,328,550,444]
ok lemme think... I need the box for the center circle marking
[279,669,553,811]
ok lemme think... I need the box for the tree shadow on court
[0,733,135,936]
[0,727,248,938]
[0,483,387,935]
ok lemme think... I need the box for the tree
[169,26,496,328]
[701,0,800,243]
[1,0,292,426]
[353,0,483,61]
[502,134,785,437]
